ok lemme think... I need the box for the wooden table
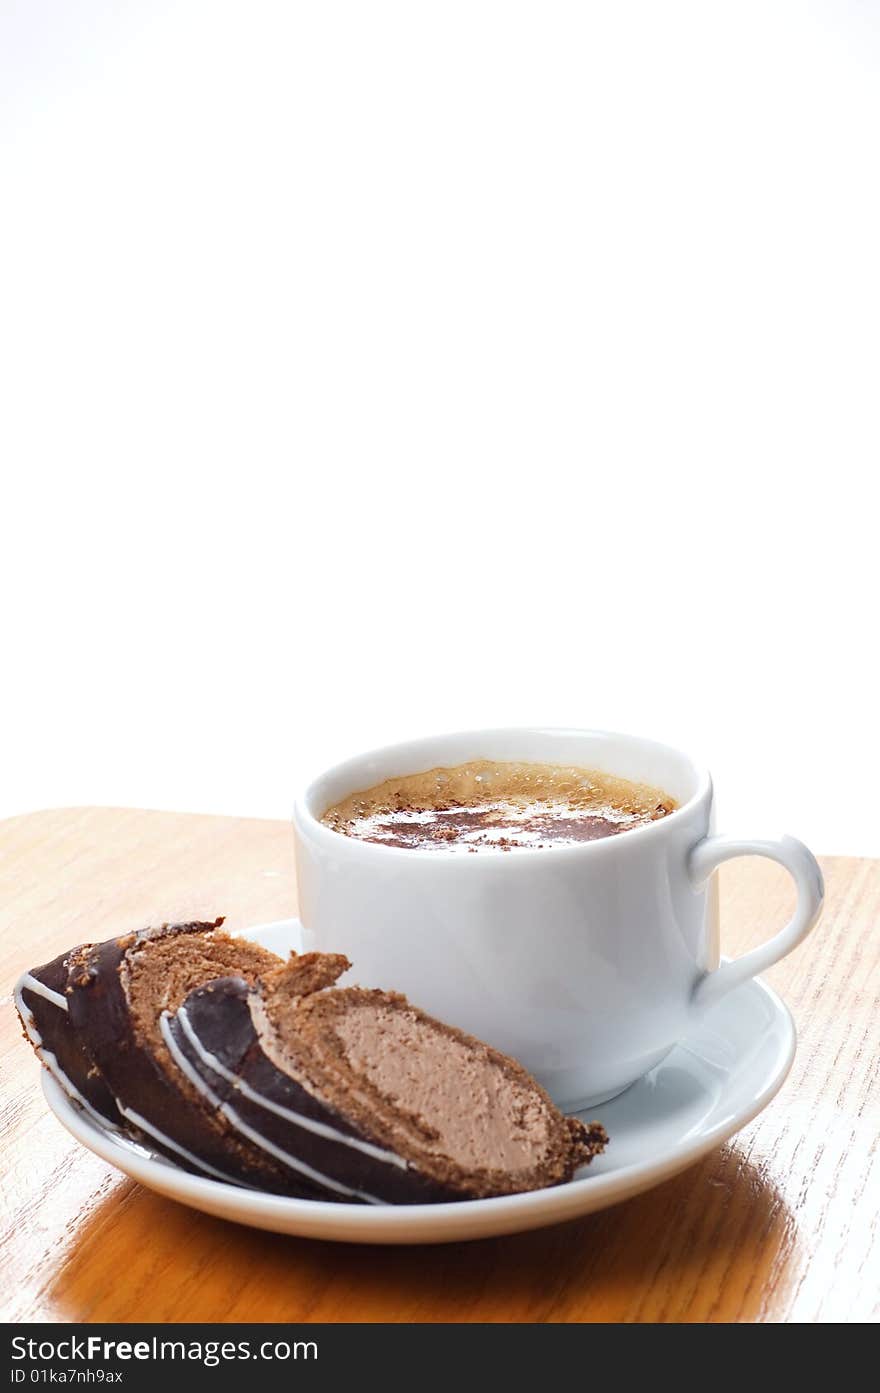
[1,808,877,1324]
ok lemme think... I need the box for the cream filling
[173,1003,406,1168]
[332,1004,552,1173]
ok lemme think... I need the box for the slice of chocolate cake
[62,920,333,1196]
[162,952,606,1203]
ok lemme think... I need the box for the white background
[1,1,878,853]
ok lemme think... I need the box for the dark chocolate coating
[167,977,462,1204]
[16,949,122,1127]
[65,921,328,1197]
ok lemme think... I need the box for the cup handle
[688,833,824,1010]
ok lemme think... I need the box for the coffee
[320,760,676,853]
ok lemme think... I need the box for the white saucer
[41,918,795,1245]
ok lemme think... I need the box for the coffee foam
[320,760,676,853]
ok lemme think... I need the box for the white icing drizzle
[19,972,69,1012]
[115,1103,250,1187]
[174,1004,407,1169]
[13,979,120,1131]
[160,1013,386,1204]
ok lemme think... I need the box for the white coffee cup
[293,728,823,1109]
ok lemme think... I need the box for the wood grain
[1,807,877,1323]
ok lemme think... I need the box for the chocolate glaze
[164,977,464,1204]
[15,949,122,1127]
[65,920,327,1196]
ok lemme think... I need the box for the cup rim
[294,726,713,863]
